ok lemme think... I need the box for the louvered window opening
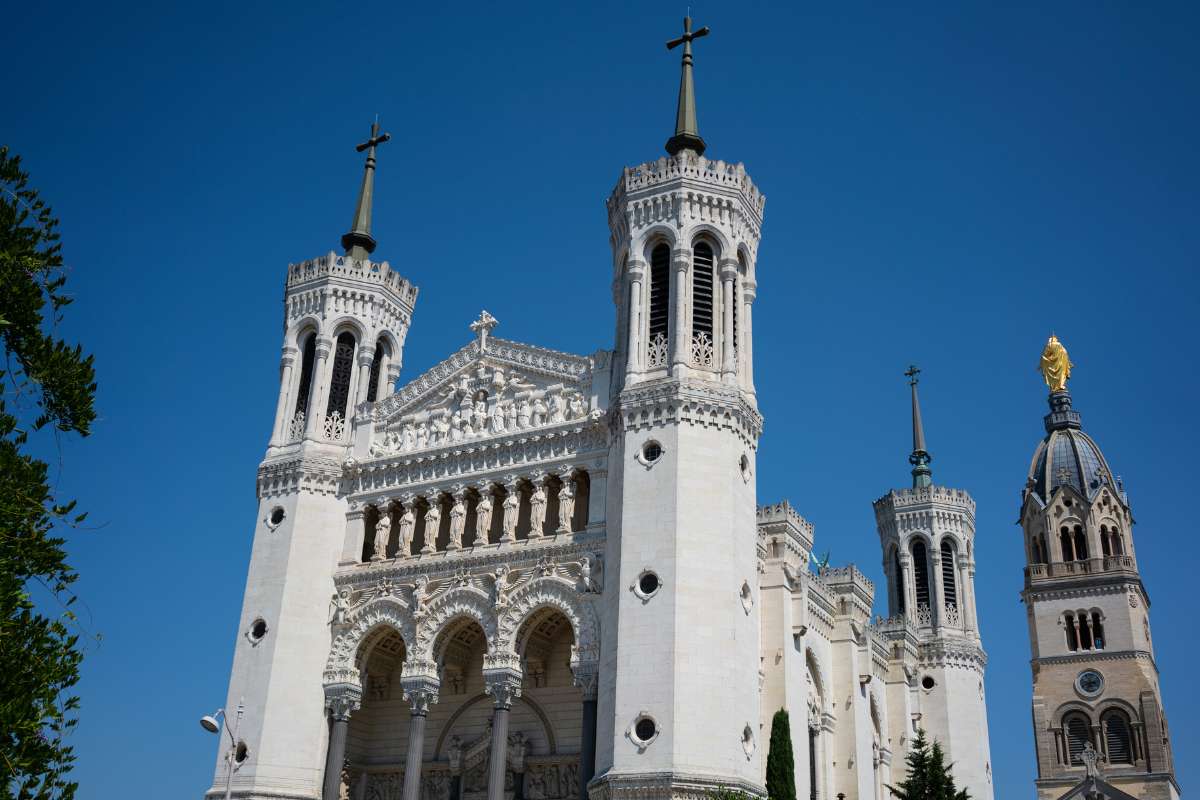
[367,342,384,402]
[294,334,317,417]
[1065,715,1092,765]
[326,332,356,418]
[1103,711,1133,764]
[941,541,958,607]
[894,549,906,615]
[912,541,931,608]
[692,242,715,337]
[649,244,671,340]
[1064,613,1079,651]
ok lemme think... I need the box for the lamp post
[200,698,244,800]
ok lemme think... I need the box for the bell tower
[208,121,418,799]
[1021,337,1179,800]
[595,17,767,800]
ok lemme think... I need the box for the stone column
[384,362,402,400]
[719,259,738,384]
[966,558,979,635]
[322,686,362,800]
[957,556,973,633]
[483,668,523,800]
[400,672,440,800]
[341,506,367,566]
[573,665,599,800]
[898,553,917,622]
[352,346,374,411]
[740,280,757,394]
[931,548,946,628]
[306,336,334,438]
[670,247,690,376]
[625,259,646,379]
[585,466,606,529]
[270,346,298,447]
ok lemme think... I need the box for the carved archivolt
[498,576,601,665]
[325,597,415,686]
[416,586,497,659]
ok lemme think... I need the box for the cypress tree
[886,729,969,800]
[765,708,797,800]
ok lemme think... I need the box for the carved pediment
[369,314,601,460]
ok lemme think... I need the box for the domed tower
[596,17,766,800]
[1021,336,1179,800]
[873,367,993,800]
[207,122,418,800]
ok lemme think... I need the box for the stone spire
[341,119,391,260]
[905,365,932,488]
[665,16,710,157]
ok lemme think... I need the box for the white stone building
[206,19,993,800]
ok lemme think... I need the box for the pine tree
[886,729,969,800]
[765,708,797,800]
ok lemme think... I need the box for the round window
[739,453,751,481]
[636,571,661,599]
[269,507,285,526]
[1075,669,1104,698]
[235,741,250,763]
[642,441,663,463]
[921,675,936,690]
[634,717,657,743]
[249,618,268,642]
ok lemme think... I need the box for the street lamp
[200,698,244,800]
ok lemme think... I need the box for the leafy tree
[766,708,797,800]
[887,729,969,800]
[0,145,98,799]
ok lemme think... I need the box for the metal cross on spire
[665,16,710,157]
[905,365,933,489]
[341,119,392,261]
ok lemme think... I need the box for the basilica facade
[206,20,994,800]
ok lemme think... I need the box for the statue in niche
[447,736,463,774]
[516,399,531,429]
[528,483,547,537]
[424,502,442,547]
[557,480,575,534]
[547,393,564,424]
[507,732,529,774]
[412,575,431,618]
[448,496,467,548]
[398,504,416,556]
[489,402,506,434]
[568,393,586,420]
[492,565,511,609]
[578,554,600,593]
[476,490,494,540]
[328,588,352,625]
[372,509,392,561]
[472,395,488,432]
[531,397,547,426]
[502,490,520,539]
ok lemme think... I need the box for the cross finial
[905,364,921,386]
[470,310,499,352]
[905,364,932,488]
[342,119,392,260]
[664,16,710,156]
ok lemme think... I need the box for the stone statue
[423,503,442,552]
[448,495,467,549]
[416,422,429,449]
[489,402,506,434]
[492,565,511,608]
[504,402,517,431]
[557,480,575,534]
[516,399,531,429]
[568,393,586,420]
[1039,334,1072,392]
[531,397,548,426]
[450,410,465,441]
[398,504,416,556]
[401,422,416,450]
[432,414,450,444]
[547,393,564,424]
[578,554,600,593]
[447,736,463,774]
[501,489,520,540]
[412,575,431,618]
[372,509,392,561]
[472,398,488,433]
[528,482,547,537]
[328,588,351,625]
[476,490,494,541]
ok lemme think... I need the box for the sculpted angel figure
[557,479,575,534]
[568,393,586,420]
[501,489,520,541]
[475,489,494,541]
[397,503,416,556]
[528,482,547,538]
[411,575,431,619]
[372,508,392,561]
[448,495,467,549]
[1039,334,1073,392]
[578,554,600,593]
[492,565,511,609]
[328,588,351,625]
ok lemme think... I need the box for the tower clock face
[1076,669,1104,697]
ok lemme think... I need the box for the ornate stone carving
[646,332,669,368]
[528,479,548,538]
[398,502,416,557]
[373,505,392,561]
[448,491,467,551]
[483,668,523,710]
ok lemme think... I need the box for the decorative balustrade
[1026,557,1136,582]
[646,332,668,368]
[915,603,933,628]
[690,331,715,368]
[323,411,347,443]
[287,410,306,443]
[285,250,418,303]
[943,602,961,628]
[1103,555,1136,571]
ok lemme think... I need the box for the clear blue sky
[6,1,1199,798]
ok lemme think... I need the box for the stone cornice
[614,379,763,445]
[257,453,344,499]
[1033,649,1157,671]
[1022,575,1147,604]
[916,638,988,672]
[590,770,766,800]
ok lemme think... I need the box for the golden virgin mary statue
[1039,334,1073,392]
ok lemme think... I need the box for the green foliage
[0,145,98,799]
[886,729,969,800]
[765,708,797,800]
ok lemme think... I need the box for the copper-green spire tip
[905,365,933,489]
[665,16,709,157]
[341,119,391,260]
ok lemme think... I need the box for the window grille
[941,540,958,608]
[367,341,384,402]
[294,333,317,418]
[326,332,356,419]
[1103,711,1133,764]
[894,549,906,615]
[692,242,715,338]
[912,541,931,610]
[1065,714,1092,765]
[648,244,671,343]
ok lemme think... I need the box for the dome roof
[1026,390,1120,504]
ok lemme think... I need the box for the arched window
[1064,613,1078,651]
[366,341,385,402]
[912,541,931,612]
[1091,612,1105,650]
[1064,713,1093,765]
[294,332,317,419]
[941,540,958,608]
[691,241,716,366]
[1031,534,1043,565]
[326,331,356,420]
[733,252,746,358]
[1073,525,1088,561]
[1078,612,1094,650]
[647,243,671,364]
[1100,525,1112,557]
[1111,526,1124,556]
[893,548,906,615]
[1060,526,1074,561]
[1102,710,1133,764]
